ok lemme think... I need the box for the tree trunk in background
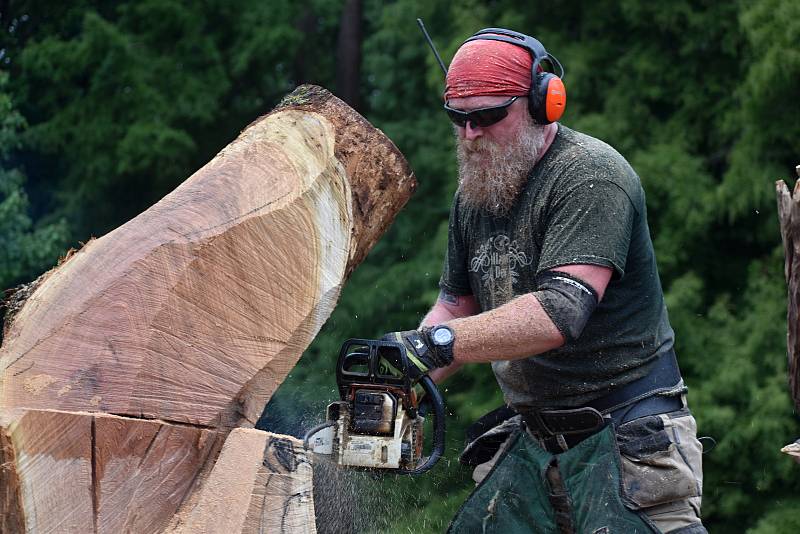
[776,165,800,460]
[0,85,415,533]
[293,8,317,85]
[335,0,362,111]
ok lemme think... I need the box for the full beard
[456,122,547,217]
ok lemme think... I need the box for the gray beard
[456,123,547,217]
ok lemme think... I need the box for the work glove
[380,328,452,380]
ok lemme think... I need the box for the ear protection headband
[464,28,567,124]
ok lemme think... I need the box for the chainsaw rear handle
[399,374,446,476]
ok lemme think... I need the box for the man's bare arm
[448,264,613,364]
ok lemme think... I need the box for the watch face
[432,327,454,345]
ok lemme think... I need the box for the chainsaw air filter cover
[351,389,397,435]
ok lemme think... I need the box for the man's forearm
[448,293,565,364]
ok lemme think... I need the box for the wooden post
[0,85,416,532]
[776,165,800,460]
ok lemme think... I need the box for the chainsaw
[303,338,446,475]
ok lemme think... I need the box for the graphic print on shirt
[469,234,532,308]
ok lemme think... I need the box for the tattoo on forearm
[439,290,459,305]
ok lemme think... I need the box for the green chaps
[448,424,655,534]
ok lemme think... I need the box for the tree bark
[0,85,415,532]
[776,165,800,461]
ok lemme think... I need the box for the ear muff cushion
[531,73,566,124]
[544,76,566,123]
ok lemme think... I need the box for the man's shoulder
[546,126,643,204]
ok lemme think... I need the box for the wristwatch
[429,325,455,366]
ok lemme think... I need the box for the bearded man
[379,28,706,533]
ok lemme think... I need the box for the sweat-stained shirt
[439,125,675,410]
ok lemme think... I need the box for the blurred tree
[335,0,362,110]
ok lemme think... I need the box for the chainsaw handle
[336,338,413,400]
[400,374,446,475]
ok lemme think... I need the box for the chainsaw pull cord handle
[400,374,446,475]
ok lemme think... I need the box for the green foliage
[722,0,800,218]
[0,71,67,289]
[7,1,315,237]
[748,498,800,534]
[4,0,800,531]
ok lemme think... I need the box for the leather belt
[585,347,684,414]
[523,407,605,437]
[520,349,687,452]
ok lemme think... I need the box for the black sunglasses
[443,96,519,128]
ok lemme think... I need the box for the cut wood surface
[0,85,415,532]
[166,431,314,534]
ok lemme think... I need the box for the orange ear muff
[544,77,566,123]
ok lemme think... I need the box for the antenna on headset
[417,18,448,77]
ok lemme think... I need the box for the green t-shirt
[440,125,675,410]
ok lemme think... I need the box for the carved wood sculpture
[0,85,415,533]
[776,165,800,460]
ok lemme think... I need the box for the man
[381,28,706,533]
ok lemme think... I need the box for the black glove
[380,327,453,380]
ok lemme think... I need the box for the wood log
[166,431,314,534]
[0,409,220,533]
[776,164,800,460]
[0,85,415,532]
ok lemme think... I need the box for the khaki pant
[472,410,705,533]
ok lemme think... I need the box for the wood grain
[1,410,93,533]
[1,410,219,533]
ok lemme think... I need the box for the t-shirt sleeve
[538,178,636,278]
[439,193,473,295]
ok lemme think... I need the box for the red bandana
[444,37,533,101]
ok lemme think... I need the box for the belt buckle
[524,407,606,454]
[539,407,605,435]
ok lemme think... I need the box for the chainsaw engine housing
[308,388,424,469]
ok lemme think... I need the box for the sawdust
[89,395,102,406]
[22,374,56,395]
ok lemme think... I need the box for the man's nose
[463,122,483,141]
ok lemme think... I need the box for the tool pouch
[448,424,657,534]
[459,405,520,467]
